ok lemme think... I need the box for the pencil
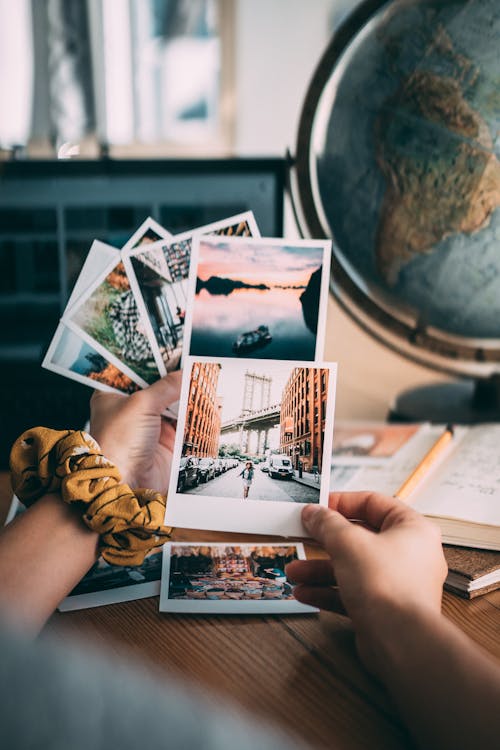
[394,424,454,501]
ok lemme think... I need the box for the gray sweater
[0,617,306,750]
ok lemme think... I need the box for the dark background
[0,158,285,468]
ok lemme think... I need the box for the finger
[328,491,415,531]
[90,389,126,410]
[293,584,347,615]
[159,417,176,451]
[138,372,182,414]
[302,505,356,553]
[286,559,336,586]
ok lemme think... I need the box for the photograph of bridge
[174,357,335,505]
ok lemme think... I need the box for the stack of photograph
[34,211,337,614]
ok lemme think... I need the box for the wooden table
[1,472,499,750]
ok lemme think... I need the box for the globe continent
[315,0,500,339]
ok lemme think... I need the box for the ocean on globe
[311,0,500,341]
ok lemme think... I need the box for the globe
[294,0,500,386]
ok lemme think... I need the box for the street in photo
[165,356,336,537]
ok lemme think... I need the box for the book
[443,545,500,599]
[333,423,500,551]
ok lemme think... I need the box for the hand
[89,372,182,493]
[286,492,447,676]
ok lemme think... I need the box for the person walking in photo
[239,461,254,499]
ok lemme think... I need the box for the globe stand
[389,377,500,424]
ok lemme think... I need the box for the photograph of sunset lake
[189,237,329,360]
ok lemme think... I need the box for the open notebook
[333,424,500,551]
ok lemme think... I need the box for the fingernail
[302,504,321,527]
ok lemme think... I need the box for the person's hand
[286,492,448,676]
[89,372,181,493]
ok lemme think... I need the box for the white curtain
[0,0,223,155]
[0,0,33,149]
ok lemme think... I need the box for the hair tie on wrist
[9,427,172,566]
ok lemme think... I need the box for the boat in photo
[232,325,272,354]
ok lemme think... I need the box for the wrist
[367,600,445,682]
[36,493,100,552]
[10,427,170,568]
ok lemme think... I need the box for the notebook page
[411,425,500,526]
[343,425,451,497]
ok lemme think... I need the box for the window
[0,0,233,156]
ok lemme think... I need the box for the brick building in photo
[183,362,222,457]
[280,367,328,472]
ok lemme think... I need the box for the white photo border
[65,240,121,314]
[165,356,337,537]
[58,578,161,612]
[121,216,172,255]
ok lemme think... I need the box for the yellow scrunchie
[10,427,172,566]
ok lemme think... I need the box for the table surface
[1,472,499,750]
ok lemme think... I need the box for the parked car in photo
[260,461,270,472]
[198,457,215,482]
[177,456,200,492]
[268,455,294,480]
[213,458,224,476]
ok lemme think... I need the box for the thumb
[140,372,182,414]
[302,504,355,553]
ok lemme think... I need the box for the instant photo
[63,255,161,385]
[43,323,140,395]
[58,549,163,612]
[165,356,336,537]
[183,236,331,362]
[122,212,260,375]
[160,542,317,614]
[43,240,137,387]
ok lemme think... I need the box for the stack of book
[443,546,500,600]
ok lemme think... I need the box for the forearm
[376,605,500,750]
[0,494,99,632]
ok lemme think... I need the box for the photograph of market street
[178,359,330,503]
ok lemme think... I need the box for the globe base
[389,378,500,424]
